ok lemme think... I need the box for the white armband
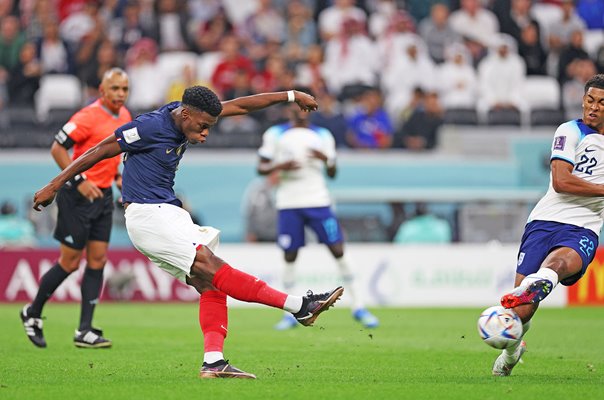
[287,90,295,103]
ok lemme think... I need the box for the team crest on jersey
[123,127,141,143]
[517,252,525,266]
[553,136,566,150]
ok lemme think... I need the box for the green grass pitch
[1,304,603,400]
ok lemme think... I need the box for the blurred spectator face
[406,44,418,59]
[1,16,20,41]
[431,4,449,26]
[511,0,531,16]
[42,21,60,41]
[521,23,539,45]
[461,0,480,14]
[335,0,355,8]
[570,30,583,47]
[576,59,596,81]
[220,35,240,59]
[362,89,383,113]
[424,92,442,114]
[159,0,178,13]
[0,0,14,18]
[19,42,37,63]
[306,45,323,64]
[124,2,140,25]
[561,0,575,17]
[497,43,509,58]
[97,41,116,65]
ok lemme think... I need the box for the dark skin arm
[551,159,604,196]
[220,90,317,117]
[33,135,123,210]
[50,141,104,202]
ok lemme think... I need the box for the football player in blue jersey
[32,86,344,379]
[493,74,604,376]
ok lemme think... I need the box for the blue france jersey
[114,102,188,205]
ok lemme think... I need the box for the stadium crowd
[0,0,603,151]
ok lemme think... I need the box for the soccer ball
[477,305,523,349]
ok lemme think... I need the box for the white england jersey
[528,119,604,236]
[258,123,336,210]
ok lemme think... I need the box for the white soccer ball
[477,305,523,349]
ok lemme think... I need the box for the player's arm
[50,140,104,202]
[308,149,336,178]
[551,159,604,196]
[33,136,123,210]
[257,157,300,175]
[220,90,318,117]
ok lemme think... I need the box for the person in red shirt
[20,67,131,349]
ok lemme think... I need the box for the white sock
[503,320,531,362]
[204,351,224,364]
[336,255,363,310]
[521,267,559,289]
[283,295,303,313]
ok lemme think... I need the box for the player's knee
[87,255,107,269]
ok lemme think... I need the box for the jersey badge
[123,127,141,144]
[553,136,566,150]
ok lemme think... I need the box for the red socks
[212,264,287,309]
[199,290,228,353]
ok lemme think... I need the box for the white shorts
[124,203,220,282]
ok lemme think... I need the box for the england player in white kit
[493,74,604,376]
[32,86,345,379]
[258,99,379,330]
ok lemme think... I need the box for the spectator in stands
[381,34,436,126]
[518,20,547,75]
[548,0,586,76]
[438,42,479,111]
[8,41,41,106]
[150,0,190,52]
[393,203,452,244]
[211,35,255,99]
[295,44,325,96]
[59,0,99,48]
[109,0,149,58]
[0,200,36,248]
[369,0,415,39]
[251,54,289,94]
[394,91,444,151]
[346,86,393,149]
[562,58,597,119]
[558,29,590,84]
[36,21,73,75]
[375,10,416,67]
[283,0,317,65]
[477,33,527,122]
[449,0,500,66]
[23,0,59,42]
[241,0,286,46]
[192,6,234,54]
[242,171,279,243]
[318,0,367,42]
[166,64,210,103]
[82,39,118,103]
[321,18,378,97]
[125,37,162,112]
[0,15,26,73]
[310,88,349,148]
[419,3,460,64]
[497,0,541,47]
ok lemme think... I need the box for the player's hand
[78,180,103,202]
[294,91,318,112]
[278,160,301,171]
[33,185,57,211]
[309,149,327,162]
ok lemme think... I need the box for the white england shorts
[124,203,220,282]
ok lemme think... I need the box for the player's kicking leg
[500,268,559,309]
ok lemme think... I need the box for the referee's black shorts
[53,185,114,250]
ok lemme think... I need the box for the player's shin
[503,320,531,363]
[212,264,302,312]
[199,290,227,364]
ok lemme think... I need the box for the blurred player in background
[20,68,131,349]
[257,89,379,330]
[32,86,343,379]
[494,74,604,376]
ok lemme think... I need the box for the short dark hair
[182,86,223,117]
[585,74,604,93]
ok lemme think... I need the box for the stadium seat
[521,76,563,126]
[197,52,223,83]
[486,108,521,126]
[157,51,198,88]
[34,74,82,124]
[443,108,479,125]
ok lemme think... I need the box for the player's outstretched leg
[352,308,379,328]
[492,340,527,376]
[292,286,344,326]
[19,304,46,348]
[500,279,553,309]
[200,360,256,379]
